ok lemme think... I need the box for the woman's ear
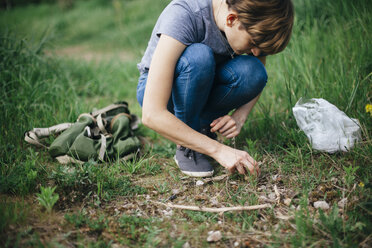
[226,13,238,27]
[251,47,261,57]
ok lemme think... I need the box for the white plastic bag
[292,98,361,153]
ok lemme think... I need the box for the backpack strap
[97,114,108,135]
[24,123,73,148]
[130,114,140,130]
[109,113,133,130]
[91,102,128,118]
[55,155,84,165]
[98,134,107,161]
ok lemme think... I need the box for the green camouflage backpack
[24,101,141,164]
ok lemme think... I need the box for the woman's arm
[142,34,259,175]
[142,34,221,156]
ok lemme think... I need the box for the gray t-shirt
[137,0,233,74]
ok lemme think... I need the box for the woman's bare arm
[142,34,222,156]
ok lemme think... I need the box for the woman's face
[225,16,261,56]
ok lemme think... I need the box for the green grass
[1,0,371,247]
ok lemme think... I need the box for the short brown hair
[226,0,294,55]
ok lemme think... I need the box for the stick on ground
[152,201,271,213]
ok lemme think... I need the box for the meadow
[0,0,371,247]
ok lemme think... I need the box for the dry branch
[152,201,271,213]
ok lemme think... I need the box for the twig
[274,184,281,204]
[360,233,372,248]
[203,174,229,183]
[151,201,271,213]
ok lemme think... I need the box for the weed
[120,155,162,176]
[118,214,156,243]
[154,182,169,194]
[343,165,359,188]
[50,161,146,202]
[184,211,218,223]
[142,158,162,176]
[143,225,163,248]
[65,210,108,234]
[36,186,59,213]
[0,149,47,195]
[87,215,108,234]
[64,209,88,228]
[148,138,176,158]
[0,198,28,241]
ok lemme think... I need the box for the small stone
[272,174,279,181]
[338,198,347,208]
[284,198,292,206]
[207,231,222,242]
[182,242,191,248]
[314,201,330,210]
[210,197,219,206]
[268,192,276,200]
[196,180,204,186]
[162,209,173,217]
[172,189,180,194]
[234,241,240,247]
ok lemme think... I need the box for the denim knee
[220,56,267,98]
[175,43,215,82]
[243,56,267,93]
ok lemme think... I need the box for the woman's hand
[213,145,260,176]
[210,115,243,139]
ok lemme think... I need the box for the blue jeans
[136,43,268,132]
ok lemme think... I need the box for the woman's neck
[212,0,228,32]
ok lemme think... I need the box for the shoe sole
[174,155,214,177]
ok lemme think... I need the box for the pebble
[196,180,204,186]
[207,231,222,242]
[182,242,191,248]
[268,192,276,200]
[210,197,219,206]
[284,198,292,206]
[272,174,279,181]
[314,201,330,210]
[172,189,180,194]
[338,198,347,208]
[234,241,240,247]
[162,209,173,217]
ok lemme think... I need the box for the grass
[1,0,371,247]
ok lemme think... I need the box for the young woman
[136,0,294,177]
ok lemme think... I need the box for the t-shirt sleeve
[156,3,198,46]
